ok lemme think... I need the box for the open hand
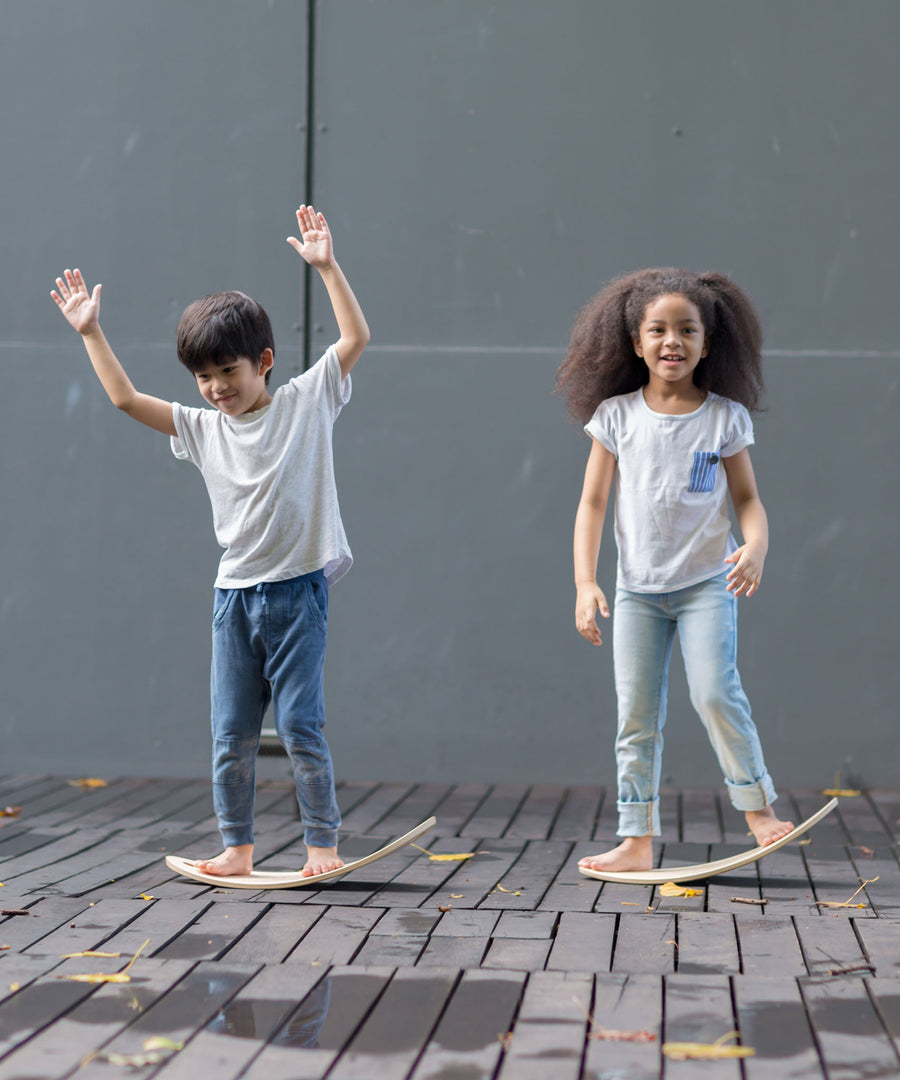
[724,544,765,596]
[51,268,101,336]
[575,583,610,646]
[286,204,334,269]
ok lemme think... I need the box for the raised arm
[723,447,768,597]
[574,438,617,646]
[287,205,370,378]
[51,269,176,436]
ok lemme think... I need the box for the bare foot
[193,844,254,876]
[578,835,653,873]
[746,807,794,847]
[301,845,344,877]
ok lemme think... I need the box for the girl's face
[633,293,708,390]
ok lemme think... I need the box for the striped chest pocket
[687,450,720,493]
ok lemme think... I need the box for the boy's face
[194,350,273,415]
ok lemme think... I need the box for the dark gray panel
[2,0,309,357]
[311,0,900,353]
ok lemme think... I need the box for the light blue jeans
[613,571,777,836]
[210,571,341,849]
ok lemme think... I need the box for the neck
[642,379,706,415]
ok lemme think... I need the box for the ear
[700,340,709,358]
[633,337,643,357]
[257,348,274,376]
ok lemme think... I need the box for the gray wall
[2,1,897,791]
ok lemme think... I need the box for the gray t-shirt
[171,345,352,588]
[585,389,754,592]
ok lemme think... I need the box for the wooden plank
[20,898,149,957]
[676,912,740,974]
[705,845,766,917]
[219,903,326,965]
[0,826,115,888]
[338,782,416,835]
[546,911,616,972]
[152,901,268,961]
[854,919,900,976]
[733,975,826,1080]
[612,913,676,974]
[679,789,724,843]
[492,910,557,939]
[0,897,95,952]
[803,844,877,918]
[846,853,900,918]
[350,908,437,966]
[582,973,662,1079]
[736,916,806,976]
[415,935,491,968]
[98,898,212,957]
[867,789,900,843]
[664,973,743,1080]
[282,906,385,967]
[504,784,567,839]
[0,972,110,1060]
[794,914,872,976]
[410,968,525,1079]
[757,846,819,914]
[358,832,473,909]
[0,958,195,1078]
[548,785,605,840]
[373,782,453,838]
[653,841,709,914]
[494,971,590,1080]
[477,840,573,911]
[481,938,552,971]
[327,968,457,1080]
[459,784,529,838]
[866,977,900,1056]
[424,782,490,835]
[800,975,900,1079]
[239,967,392,1080]
[72,961,261,1080]
[426,839,527,911]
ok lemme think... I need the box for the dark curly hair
[555,268,764,424]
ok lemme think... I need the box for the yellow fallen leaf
[822,788,860,797]
[663,1031,755,1061]
[9,983,19,992]
[814,877,878,909]
[68,778,108,789]
[411,843,477,862]
[100,1038,183,1069]
[61,951,121,959]
[450,894,463,899]
[0,807,21,818]
[659,881,703,897]
[63,938,150,984]
[140,894,154,902]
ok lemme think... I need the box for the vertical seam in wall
[302,0,318,371]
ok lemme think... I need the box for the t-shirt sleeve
[584,401,618,456]
[287,344,351,420]
[170,401,205,464]
[721,401,755,457]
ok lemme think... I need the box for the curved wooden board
[164,816,437,890]
[577,798,838,885]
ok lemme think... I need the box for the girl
[556,268,793,873]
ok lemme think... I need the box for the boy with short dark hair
[51,204,369,877]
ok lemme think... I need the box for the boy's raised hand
[286,204,334,269]
[51,268,101,336]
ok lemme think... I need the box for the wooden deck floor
[1,775,899,1079]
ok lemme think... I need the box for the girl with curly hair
[556,268,793,873]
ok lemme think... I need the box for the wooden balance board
[577,798,838,885]
[165,816,437,890]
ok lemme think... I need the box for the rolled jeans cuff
[617,799,660,837]
[725,774,778,812]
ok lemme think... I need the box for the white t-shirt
[171,345,352,588]
[585,389,754,592]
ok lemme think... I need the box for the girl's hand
[724,544,765,597]
[286,204,335,269]
[51,268,101,336]
[575,583,610,645]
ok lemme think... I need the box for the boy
[51,204,369,877]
